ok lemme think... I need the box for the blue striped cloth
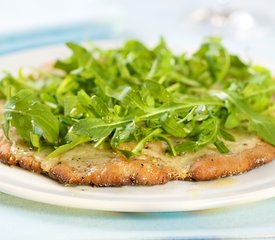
[0,21,114,55]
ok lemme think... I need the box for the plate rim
[1,43,275,212]
[2,164,275,212]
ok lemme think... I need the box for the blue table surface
[1,4,275,238]
[1,192,275,239]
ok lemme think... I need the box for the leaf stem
[137,101,223,121]
[132,128,162,154]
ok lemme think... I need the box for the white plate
[1,44,275,212]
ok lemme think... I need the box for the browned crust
[188,143,275,181]
[0,136,43,173]
[1,130,275,186]
[48,160,170,186]
[0,131,171,186]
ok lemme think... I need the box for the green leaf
[54,58,77,73]
[56,75,79,96]
[219,129,235,142]
[72,118,113,141]
[110,123,136,158]
[118,86,147,110]
[72,118,131,141]
[227,92,275,145]
[4,89,59,144]
[196,117,219,146]
[64,95,85,118]
[225,110,241,129]
[214,140,230,153]
[30,133,41,148]
[248,114,275,145]
[143,80,170,102]
[48,135,90,158]
[2,37,275,157]
[175,141,198,153]
[157,133,177,156]
[195,37,230,83]
[90,95,112,120]
[132,128,163,154]
[66,42,92,67]
[160,114,187,138]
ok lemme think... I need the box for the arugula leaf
[195,37,230,83]
[64,95,86,118]
[48,135,90,158]
[226,92,275,145]
[4,89,59,145]
[117,86,147,110]
[2,37,275,157]
[196,117,219,146]
[132,128,163,154]
[175,141,198,153]
[110,123,136,158]
[219,129,235,142]
[214,140,230,153]
[71,118,131,141]
[65,42,92,68]
[143,80,170,102]
[90,95,113,120]
[160,114,187,138]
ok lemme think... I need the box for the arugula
[3,89,59,147]
[1,37,275,158]
[225,92,275,145]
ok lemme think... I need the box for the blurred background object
[0,0,274,58]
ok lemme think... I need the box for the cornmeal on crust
[1,128,275,186]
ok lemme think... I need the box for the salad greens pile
[1,37,275,158]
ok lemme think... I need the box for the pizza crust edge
[1,129,275,186]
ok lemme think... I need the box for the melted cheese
[132,131,258,178]
[9,133,115,174]
[7,126,259,179]
[41,145,115,173]
[0,99,259,179]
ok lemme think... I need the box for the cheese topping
[0,96,261,179]
[7,126,259,179]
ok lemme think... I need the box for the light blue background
[1,192,275,239]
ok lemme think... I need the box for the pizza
[1,37,275,186]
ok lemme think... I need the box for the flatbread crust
[1,128,275,186]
